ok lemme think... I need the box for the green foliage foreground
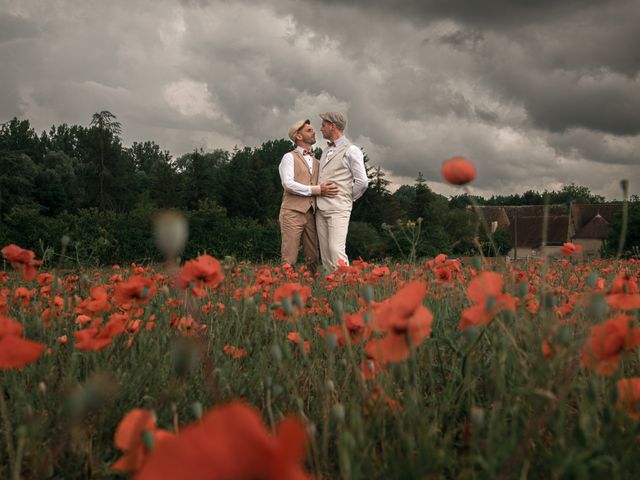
[2,256,640,479]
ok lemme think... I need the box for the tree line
[0,112,635,265]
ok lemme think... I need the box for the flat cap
[288,119,309,142]
[319,112,347,131]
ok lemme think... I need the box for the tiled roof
[509,215,570,247]
[575,213,609,239]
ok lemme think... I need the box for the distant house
[470,202,622,259]
[570,203,623,257]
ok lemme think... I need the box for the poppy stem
[12,427,25,480]
[616,181,629,259]
[0,387,16,474]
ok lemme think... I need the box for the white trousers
[316,209,351,273]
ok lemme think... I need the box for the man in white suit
[315,112,368,272]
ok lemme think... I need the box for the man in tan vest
[279,119,338,271]
[316,112,368,272]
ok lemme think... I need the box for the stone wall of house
[573,238,603,258]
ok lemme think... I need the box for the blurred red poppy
[178,255,224,296]
[1,244,42,281]
[0,315,45,369]
[616,377,640,419]
[136,402,311,480]
[441,156,476,185]
[582,313,640,375]
[365,281,432,364]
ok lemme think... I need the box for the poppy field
[2,241,640,479]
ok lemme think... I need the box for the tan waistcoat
[317,142,353,212]
[280,150,319,213]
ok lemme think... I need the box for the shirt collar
[295,146,307,156]
[333,135,348,148]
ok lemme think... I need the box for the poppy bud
[292,290,304,309]
[471,256,483,270]
[281,297,294,316]
[586,295,608,323]
[270,345,282,363]
[332,403,345,423]
[361,285,375,303]
[516,282,528,298]
[620,179,629,196]
[470,406,485,429]
[153,210,188,260]
[142,430,155,450]
[556,325,572,347]
[191,401,203,420]
[586,272,599,287]
[326,333,337,351]
[272,384,284,398]
[325,380,335,392]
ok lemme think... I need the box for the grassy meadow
[1,246,640,479]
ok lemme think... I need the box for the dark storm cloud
[307,0,607,29]
[0,0,638,199]
[0,11,39,43]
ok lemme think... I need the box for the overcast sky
[1,0,639,199]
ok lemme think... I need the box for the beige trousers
[316,209,351,273]
[279,207,318,271]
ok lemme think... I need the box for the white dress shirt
[278,146,315,196]
[324,136,368,201]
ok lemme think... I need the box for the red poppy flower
[37,273,53,286]
[582,314,640,375]
[364,281,433,364]
[320,312,370,348]
[136,402,311,480]
[616,377,640,419]
[112,409,173,473]
[223,345,247,359]
[273,283,312,320]
[459,271,518,329]
[1,244,42,281]
[114,276,157,306]
[0,315,45,369]
[559,242,582,257]
[606,273,640,310]
[12,287,35,307]
[76,286,111,315]
[177,255,224,296]
[74,315,126,351]
[441,156,477,185]
[287,332,310,353]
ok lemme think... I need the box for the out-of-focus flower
[0,315,45,369]
[364,281,432,364]
[459,271,518,329]
[114,276,157,306]
[1,244,42,281]
[582,313,640,375]
[153,210,188,259]
[178,255,224,297]
[441,156,477,186]
[135,402,311,480]
[616,377,640,419]
[559,242,582,257]
[112,409,173,474]
[223,345,247,359]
